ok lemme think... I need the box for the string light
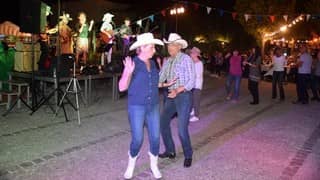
[271,37,320,44]
[264,15,304,39]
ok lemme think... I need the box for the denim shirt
[128,56,159,105]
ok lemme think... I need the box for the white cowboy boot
[148,151,162,179]
[124,151,138,179]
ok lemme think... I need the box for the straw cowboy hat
[59,13,72,21]
[129,33,164,51]
[163,33,188,49]
[102,13,114,21]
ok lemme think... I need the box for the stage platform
[9,71,120,105]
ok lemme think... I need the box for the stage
[9,71,120,106]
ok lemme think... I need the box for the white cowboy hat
[102,13,114,21]
[59,13,72,21]
[163,33,188,49]
[129,33,164,51]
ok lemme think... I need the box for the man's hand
[166,77,178,87]
[168,89,178,98]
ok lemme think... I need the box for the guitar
[99,30,115,44]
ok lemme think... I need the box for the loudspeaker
[49,54,75,77]
[20,0,41,33]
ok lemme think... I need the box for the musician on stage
[75,12,94,66]
[49,13,73,55]
[100,12,114,65]
[38,5,53,72]
[47,13,73,55]
[119,17,134,58]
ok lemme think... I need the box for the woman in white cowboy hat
[159,33,195,168]
[119,32,175,179]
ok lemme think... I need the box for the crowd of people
[117,31,320,179]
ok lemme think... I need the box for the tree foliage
[304,0,320,37]
[234,0,296,45]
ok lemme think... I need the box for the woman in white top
[189,47,203,122]
[272,47,287,100]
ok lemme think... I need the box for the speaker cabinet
[20,0,42,34]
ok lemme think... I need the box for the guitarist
[75,12,94,66]
[47,13,73,55]
[119,17,134,58]
[100,12,114,65]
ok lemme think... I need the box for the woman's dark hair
[274,47,282,57]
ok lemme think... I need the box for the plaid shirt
[159,52,195,91]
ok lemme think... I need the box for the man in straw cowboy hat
[119,32,176,179]
[158,33,195,167]
[100,12,114,65]
[47,13,73,55]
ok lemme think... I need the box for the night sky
[0,0,316,51]
[0,0,236,28]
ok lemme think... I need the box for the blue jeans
[296,73,310,103]
[128,104,160,157]
[272,71,285,99]
[160,91,193,159]
[226,74,242,100]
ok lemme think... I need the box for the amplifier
[14,42,41,72]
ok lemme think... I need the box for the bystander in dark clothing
[246,46,262,105]
[310,51,320,101]
[293,45,312,104]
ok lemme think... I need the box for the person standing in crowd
[119,17,134,58]
[75,12,94,66]
[311,50,320,101]
[188,47,203,122]
[159,33,195,168]
[292,45,313,104]
[225,49,242,102]
[271,47,287,101]
[215,52,224,77]
[245,46,262,105]
[100,13,114,65]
